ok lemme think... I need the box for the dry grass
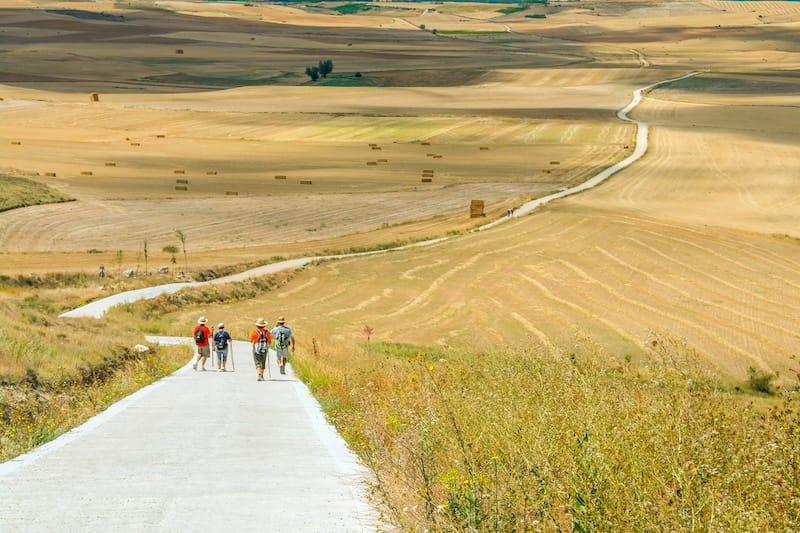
[293,338,800,531]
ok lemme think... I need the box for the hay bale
[45,172,56,177]
[368,143,377,147]
[225,191,238,196]
[130,142,140,146]
[470,199,485,218]
[174,185,187,191]
[421,178,433,183]
[421,142,431,146]
[274,175,287,180]
[300,180,313,185]
[156,134,166,138]
[173,169,185,174]
[206,171,218,175]
[377,159,388,163]
[105,162,116,166]
[366,161,378,166]
[371,146,382,150]
[175,178,188,184]
[90,93,99,102]
[433,155,443,159]
[549,161,560,165]
[10,141,21,145]
[175,49,184,54]
[426,153,435,157]
[80,171,93,176]
[479,146,489,150]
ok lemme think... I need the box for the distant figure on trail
[192,316,211,371]
[271,317,295,375]
[99,264,105,279]
[213,323,232,372]
[250,318,272,381]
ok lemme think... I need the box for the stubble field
[1,0,799,383]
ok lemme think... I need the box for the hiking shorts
[275,347,290,362]
[216,348,228,362]
[197,346,211,358]
[253,348,268,369]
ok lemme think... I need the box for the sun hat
[255,318,268,327]
[217,323,225,329]
[276,317,286,325]
[197,316,208,325]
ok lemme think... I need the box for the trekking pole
[230,340,235,371]
[266,348,272,380]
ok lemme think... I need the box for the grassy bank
[0,175,73,213]
[294,339,800,531]
[0,288,189,462]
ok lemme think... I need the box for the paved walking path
[0,338,381,532]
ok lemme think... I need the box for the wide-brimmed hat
[255,317,268,327]
[217,323,225,329]
[197,316,208,325]
[276,316,286,325]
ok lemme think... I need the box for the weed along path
[0,338,381,532]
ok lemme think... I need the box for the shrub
[747,365,776,394]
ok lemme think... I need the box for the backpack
[215,332,228,350]
[194,326,206,344]
[276,329,290,350]
[255,330,269,355]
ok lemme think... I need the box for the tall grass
[295,339,800,531]
[0,174,74,213]
[0,288,190,461]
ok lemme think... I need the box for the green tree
[162,245,178,266]
[318,59,334,78]
[305,66,320,81]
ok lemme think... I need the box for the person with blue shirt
[213,323,232,372]
[270,317,294,375]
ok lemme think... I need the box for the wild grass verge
[0,288,190,461]
[294,339,800,531]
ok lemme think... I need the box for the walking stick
[265,348,272,380]
[229,340,235,371]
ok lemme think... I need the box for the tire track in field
[515,272,643,347]
[636,228,800,299]
[625,237,800,318]
[548,258,776,370]
[595,246,800,342]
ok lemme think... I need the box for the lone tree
[305,66,320,81]
[162,245,178,266]
[318,59,334,78]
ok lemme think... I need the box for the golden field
[1,0,798,380]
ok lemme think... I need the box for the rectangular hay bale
[300,180,313,185]
[174,185,187,191]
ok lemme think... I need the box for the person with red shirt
[249,318,272,381]
[192,316,212,371]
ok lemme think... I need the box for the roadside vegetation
[0,175,73,213]
[0,288,189,462]
[294,337,800,531]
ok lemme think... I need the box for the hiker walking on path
[192,316,212,371]
[271,317,295,375]
[213,323,232,372]
[250,318,272,381]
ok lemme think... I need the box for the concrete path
[0,338,382,532]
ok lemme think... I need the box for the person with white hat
[270,316,295,375]
[212,323,232,372]
[249,318,272,381]
[192,316,211,371]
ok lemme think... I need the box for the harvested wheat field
[1,0,800,383]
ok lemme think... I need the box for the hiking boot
[257,375,263,381]
[279,366,286,375]
[192,363,197,370]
